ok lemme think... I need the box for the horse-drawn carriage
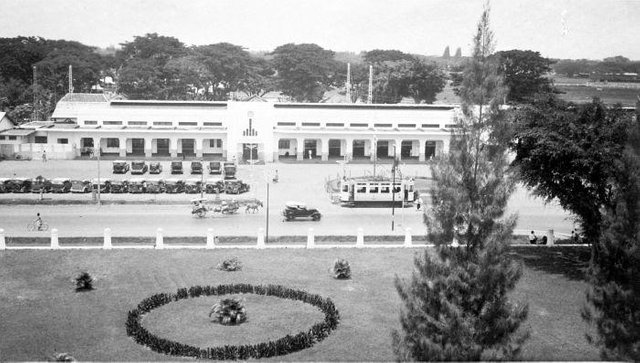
[191,198,240,217]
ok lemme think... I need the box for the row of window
[276,122,447,128]
[84,121,223,127]
[0,135,17,140]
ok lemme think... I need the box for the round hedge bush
[126,284,340,360]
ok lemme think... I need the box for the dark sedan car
[282,202,322,221]
[149,162,163,174]
[165,178,185,193]
[110,180,129,193]
[50,178,72,193]
[145,179,165,193]
[171,161,183,174]
[31,177,52,193]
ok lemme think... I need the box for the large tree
[393,5,528,361]
[495,49,553,103]
[510,96,630,242]
[582,110,640,361]
[271,43,338,102]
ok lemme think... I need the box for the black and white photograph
[0,0,639,361]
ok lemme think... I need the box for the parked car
[223,162,236,179]
[128,178,146,193]
[112,160,129,174]
[70,179,92,193]
[131,160,148,175]
[164,178,185,193]
[0,178,9,193]
[282,202,322,221]
[184,178,202,194]
[204,178,225,194]
[145,179,165,193]
[91,178,111,193]
[171,161,183,174]
[6,178,32,193]
[149,162,163,174]
[110,180,129,193]
[224,179,250,194]
[208,161,222,174]
[191,161,203,174]
[31,177,52,193]
[50,178,72,193]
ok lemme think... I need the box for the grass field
[556,85,639,107]
[0,246,599,361]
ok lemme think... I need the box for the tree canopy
[495,49,553,103]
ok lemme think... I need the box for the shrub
[330,259,351,279]
[217,257,242,271]
[74,272,94,291]
[51,352,75,362]
[209,298,247,325]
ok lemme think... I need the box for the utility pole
[32,65,37,121]
[346,63,351,103]
[367,65,373,104]
[68,65,74,93]
[391,145,396,231]
[96,145,101,205]
[265,178,270,244]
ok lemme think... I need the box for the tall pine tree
[392,4,528,360]
[582,108,640,360]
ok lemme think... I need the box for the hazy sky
[2,0,639,60]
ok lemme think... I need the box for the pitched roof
[58,93,109,103]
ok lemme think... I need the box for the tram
[339,177,415,206]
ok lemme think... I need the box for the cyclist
[35,213,43,231]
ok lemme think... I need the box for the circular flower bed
[126,284,340,360]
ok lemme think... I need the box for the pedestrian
[35,213,43,231]
[571,230,580,243]
[529,231,538,244]
[42,150,47,162]
[416,196,422,211]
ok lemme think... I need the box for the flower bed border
[126,284,340,360]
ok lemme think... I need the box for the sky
[1,0,639,60]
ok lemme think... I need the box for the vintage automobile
[208,161,222,174]
[184,178,202,194]
[131,160,148,175]
[0,178,9,193]
[282,202,322,221]
[128,178,146,193]
[112,160,130,174]
[149,162,163,174]
[50,178,72,193]
[223,162,237,179]
[31,177,52,193]
[171,161,183,174]
[5,178,32,193]
[191,161,203,174]
[110,180,129,193]
[224,179,250,194]
[205,178,225,194]
[91,178,111,193]
[164,178,185,193]
[145,179,165,193]
[70,179,92,193]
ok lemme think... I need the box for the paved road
[0,160,577,238]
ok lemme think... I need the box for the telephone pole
[367,65,373,104]
[32,65,37,121]
[346,63,351,103]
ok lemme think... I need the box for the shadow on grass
[509,246,592,281]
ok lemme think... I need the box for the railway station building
[0,93,456,163]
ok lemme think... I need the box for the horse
[245,200,263,214]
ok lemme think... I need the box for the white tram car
[339,177,415,206]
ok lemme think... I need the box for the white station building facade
[0,93,456,163]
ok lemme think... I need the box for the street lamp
[94,146,101,205]
[391,145,397,231]
[265,171,272,244]
[372,135,378,177]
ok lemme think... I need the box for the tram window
[342,184,349,192]
[393,185,402,193]
[356,184,366,193]
[380,185,390,193]
[369,185,379,193]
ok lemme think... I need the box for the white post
[307,228,315,249]
[356,227,364,248]
[51,228,59,249]
[547,229,555,246]
[404,227,412,247]
[206,228,215,249]
[155,228,164,249]
[103,228,112,249]
[257,228,265,249]
[0,228,5,250]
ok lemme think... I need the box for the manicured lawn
[0,246,599,361]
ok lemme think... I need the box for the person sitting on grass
[529,231,538,244]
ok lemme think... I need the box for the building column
[395,139,402,161]
[345,138,353,161]
[441,139,450,155]
[418,139,426,162]
[296,138,304,161]
[169,138,178,158]
[370,138,376,162]
[119,137,127,157]
[195,138,203,158]
[320,138,329,161]
[92,137,100,155]
[144,137,152,158]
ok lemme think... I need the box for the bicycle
[27,221,49,231]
